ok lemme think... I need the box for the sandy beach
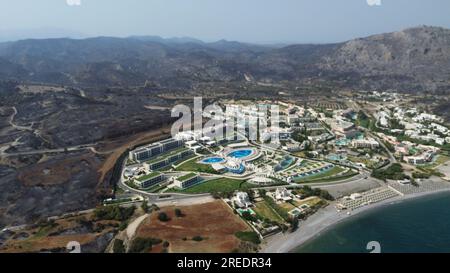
[261,188,450,253]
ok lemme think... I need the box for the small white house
[233,192,252,208]
[274,188,292,202]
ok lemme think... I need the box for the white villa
[233,192,252,208]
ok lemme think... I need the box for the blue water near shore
[295,192,450,253]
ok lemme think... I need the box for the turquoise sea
[295,192,450,253]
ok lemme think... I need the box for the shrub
[192,236,204,242]
[158,212,170,222]
[371,163,408,181]
[174,208,183,217]
[129,237,162,253]
[94,205,136,221]
[118,221,128,231]
[141,202,149,213]
[412,172,431,179]
[235,231,261,245]
[241,211,257,222]
[113,239,125,253]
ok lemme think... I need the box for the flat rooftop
[177,172,198,182]
[136,171,162,182]
[145,147,190,165]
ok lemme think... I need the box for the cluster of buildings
[360,91,400,103]
[229,187,317,237]
[144,148,193,171]
[229,190,281,237]
[376,106,449,146]
[405,130,447,146]
[125,138,204,190]
[394,141,440,165]
[350,137,380,149]
[125,158,204,190]
[130,138,185,163]
[130,171,203,190]
[325,118,354,135]
[261,127,292,142]
[124,164,168,189]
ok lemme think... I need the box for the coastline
[261,187,450,253]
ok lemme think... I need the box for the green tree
[192,236,204,242]
[174,208,183,217]
[158,212,170,222]
[141,201,149,213]
[129,237,162,253]
[241,211,257,222]
[113,239,125,253]
[94,205,136,221]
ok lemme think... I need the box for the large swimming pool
[201,157,226,164]
[227,149,253,159]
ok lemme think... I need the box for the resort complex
[112,94,450,253]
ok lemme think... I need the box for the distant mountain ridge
[0,26,449,92]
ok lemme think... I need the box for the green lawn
[301,170,358,183]
[278,202,297,213]
[177,172,198,181]
[263,196,290,221]
[174,157,219,174]
[145,147,190,165]
[144,184,166,193]
[136,171,161,182]
[169,178,252,194]
[253,201,285,224]
[293,166,346,183]
[347,156,378,169]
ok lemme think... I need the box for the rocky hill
[318,26,450,91]
[0,26,449,92]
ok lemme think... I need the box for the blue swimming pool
[201,157,225,164]
[228,149,253,159]
[274,156,295,172]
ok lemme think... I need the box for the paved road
[2,144,96,157]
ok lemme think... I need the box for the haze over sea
[295,191,450,253]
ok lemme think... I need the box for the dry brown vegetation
[0,212,119,253]
[96,126,172,185]
[135,200,251,253]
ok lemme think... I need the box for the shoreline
[261,187,450,253]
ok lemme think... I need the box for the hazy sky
[1,0,450,43]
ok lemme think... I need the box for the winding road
[1,106,100,157]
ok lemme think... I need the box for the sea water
[295,191,450,253]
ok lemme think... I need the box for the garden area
[169,178,253,194]
[174,157,219,174]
